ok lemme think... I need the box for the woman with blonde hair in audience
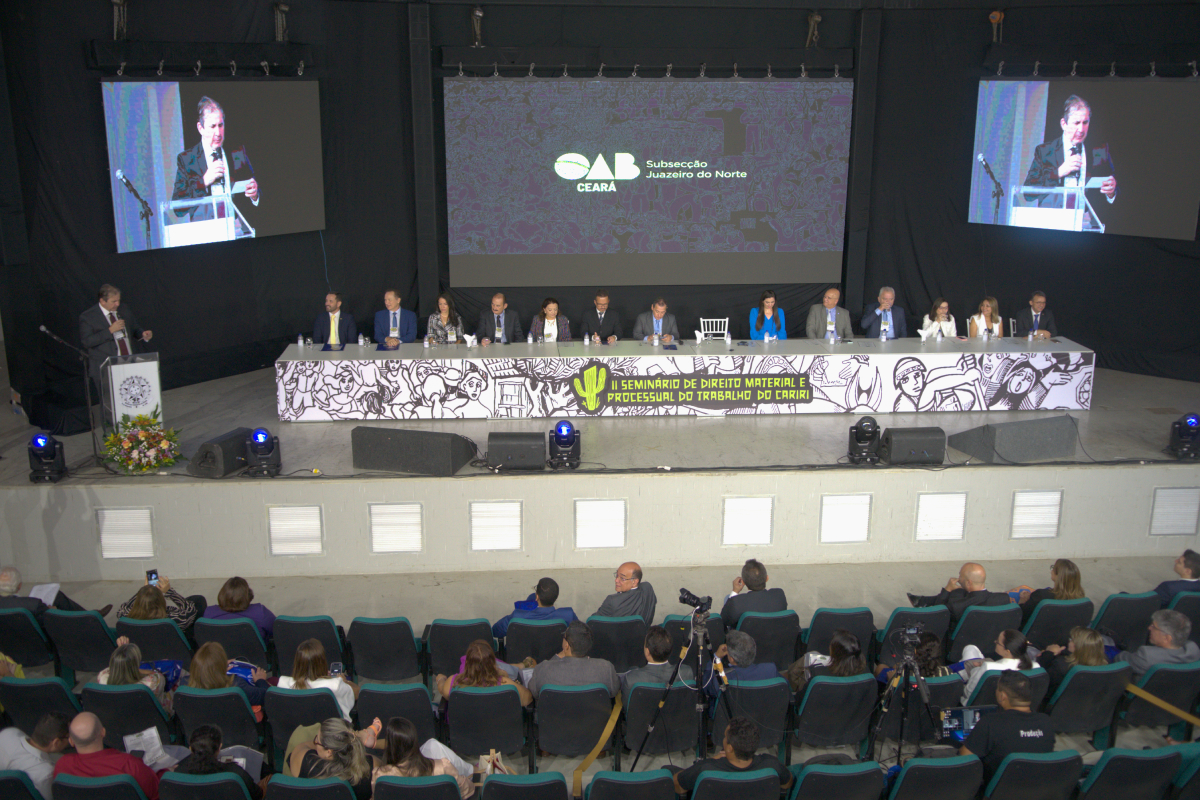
[286,718,376,800]
[276,638,359,720]
[434,639,532,706]
[201,576,276,640]
[99,637,174,712]
[372,716,474,798]
[188,641,271,706]
[1038,626,1108,693]
[960,629,1034,704]
[1016,558,1085,627]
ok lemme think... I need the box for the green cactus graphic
[573,365,608,411]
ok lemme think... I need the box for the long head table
[276,337,1094,421]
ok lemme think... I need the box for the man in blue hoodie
[492,577,578,639]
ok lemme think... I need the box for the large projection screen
[445,79,853,286]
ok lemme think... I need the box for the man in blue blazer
[861,286,907,339]
[313,292,357,345]
[374,289,417,345]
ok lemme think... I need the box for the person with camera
[702,631,778,700]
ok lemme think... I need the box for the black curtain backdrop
[1,1,1197,405]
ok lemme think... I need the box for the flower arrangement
[102,408,183,474]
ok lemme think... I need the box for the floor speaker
[879,427,946,465]
[947,415,1079,463]
[487,432,547,470]
[187,427,251,478]
[351,427,475,477]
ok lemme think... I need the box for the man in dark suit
[579,289,622,344]
[720,559,787,630]
[1023,95,1117,210]
[172,96,260,223]
[78,284,153,389]
[861,286,907,339]
[1154,550,1200,608]
[805,287,854,340]
[632,298,679,343]
[619,625,693,707]
[313,292,356,345]
[477,292,523,345]
[0,566,110,620]
[374,289,417,346]
[908,562,1010,624]
[1013,291,1059,339]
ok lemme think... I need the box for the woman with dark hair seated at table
[426,292,465,344]
[530,297,571,343]
[748,289,787,340]
[201,576,276,640]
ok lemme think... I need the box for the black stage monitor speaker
[879,427,946,465]
[947,415,1078,463]
[351,427,475,477]
[487,432,546,470]
[187,427,252,478]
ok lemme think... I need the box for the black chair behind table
[965,668,1050,709]
[736,610,801,672]
[53,773,151,800]
[263,775,357,800]
[115,617,195,664]
[480,772,571,800]
[274,616,350,678]
[503,618,567,664]
[0,608,60,677]
[263,687,343,767]
[195,617,274,672]
[982,751,1083,800]
[712,677,791,763]
[1077,747,1181,800]
[663,614,725,666]
[623,681,702,758]
[691,768,781,800]
[886,755,983,800]
[800,607,875,663]
[1119,662,1200,741]
[356,683,438,744]
[43,609,116,676]
[792,674,878,758]
[81,683,177,751]
[423,618,494,683]
[1044,662,1133,750]
[174,686,263,750]
[1170,593,1200,647]
[0,676,81,735]
[586,615,648,674]
[160,772,254,800]
[874,606,952,665]
[876,674,964,744]
[346,617,421,681]
[446,686,530,771]
[946,605,1023,662]
[1020,598,1095,650]
[789,760,888,800]
[584,769,677,800]
[534,683,616,771]
[1091,591,1159,651]
[374,775,462,800]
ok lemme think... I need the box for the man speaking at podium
[79,285,153,415]
[1023,95,1117,210]
[171,96,260,222]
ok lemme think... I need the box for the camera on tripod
[679,588,712,614]
[900,622,924,649]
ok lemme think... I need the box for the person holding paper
[171,96,260,222]
[578,289,622,344]
[1023,94,1116,209]
[78,284,153,390]
[374,289,417,346]
[805,287,853,340]
[748,289,787,340]
[632,298,679,343]
[52,712,161,800]
[0,565,111,620]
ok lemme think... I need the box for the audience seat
[1077,747,1181,800]
[174,686,263,750]
[874,606,951,665]
[712,677,791,762]
[1091,591,1159,651]
[584,769,676,800]
[0,608,58,676]
[502,618,567,664]
[981,751,1082,800]
[346,617,421,681]
[81,682,177,751]
[1044,662,1133,749]
[444,685,530,771]
[1169,743,1200,800]
[43,609,116,676]
[160,772,254,800]
[623,681,700,759]
[275,616,350,678]
[1118,662,1200,741]
[481,772,570,800]
[356,683,438,744]
[1169,593,1200,647]
[965,668,1050,708]
[53,773,149,800]
[788,760,887,800]
[886,755,982,800]
[263,686,343,766]
[195,617,274,673]
[262,775,356,800]
[115,617,195,664]
[692,768,781,800]
[586,615,647,674]
[423,618,494,682]
[792,674,877,757]
[736,610,801,671]
[0,675,81,736]
[1020,598,1094,650]
[534,683,616,770]
[946,605,1023,662]
[373,775,461,800]
[800,607,875,662]
[0,770,44,800]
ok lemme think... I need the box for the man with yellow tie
[312,292,357,346]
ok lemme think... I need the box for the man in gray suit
[632,298,679,343]
[805,287,853,340]
[1115,609,1200,677]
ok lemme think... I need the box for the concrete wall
[2,463,1197,582]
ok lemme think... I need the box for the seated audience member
[188,641,270,706]
[595,561,657,625]
[98,637,174,712]
[968,296,1003,338]
[201,576,276,640]
[787,629,868,694]
[426,292,464,344]
[531,297,571,342]
[0,565,111,620]
[805,287,853,340]
[1154,550,1200,607]
[372,716,474,799]
[0,652,25,700]
[525,621,620,699]
[908,562,1010,624]
[720,559,788,630]
[875,632,949,683]
[477,292,523,346]
[1016,558,1084,628]
[861,286,907,339]
[960,629,1035,705]
[632,298,679,343]
[1116,609,1200,677]
[1038,626,1108,694]
[620,625,695,707]
[435,639,532,706]
[921,297,957,338]
[53,712,160,800]
[669,716,793,796]
[174,725,264,800]
[1013,291,1058,340]
[286,718,376,800]
[703,630,779,700]
[374,289,418,346]
[748,289,787,340]
[491,576,578,639]
[0,712,70,800]
[116,576,205,631]
[960,671,1054,783]
[277,638,359,720]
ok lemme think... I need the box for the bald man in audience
[908,562,1010,624]
[594,561,657,625]
[53,712,160,800]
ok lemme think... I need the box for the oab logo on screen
[554,153,639,192]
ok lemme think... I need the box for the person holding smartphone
[115,571,206,632]
[276,638,359,720]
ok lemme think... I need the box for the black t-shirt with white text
[676,753,791,793]
[962,709,1055,781]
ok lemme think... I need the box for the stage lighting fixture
[1169,413,1200,459]
[548,419,581,470]
[245,427,282,477]
[29,432,66,483]
[847,416,881,465]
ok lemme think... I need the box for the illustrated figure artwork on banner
[276,351,1095,421]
